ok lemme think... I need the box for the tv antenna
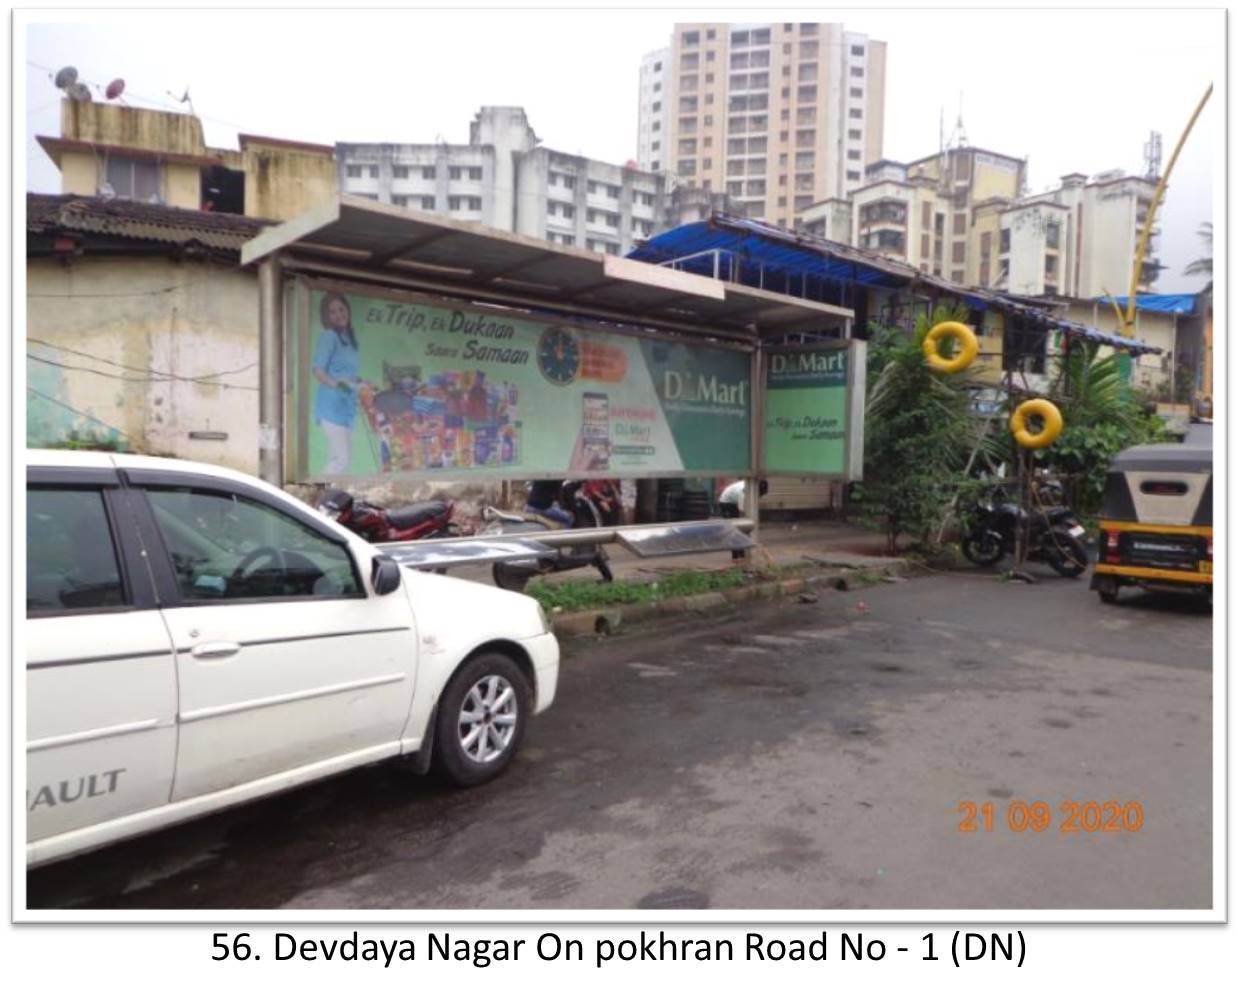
[167,86,195,116]
[1143,130,1163,179]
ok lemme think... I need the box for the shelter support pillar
[742,340,764,561]
[258,253,285,486]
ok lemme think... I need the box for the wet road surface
[27,569,1213,911]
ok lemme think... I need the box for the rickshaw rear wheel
[1095,577,1120,604]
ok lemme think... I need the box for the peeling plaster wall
[26,256,261,473]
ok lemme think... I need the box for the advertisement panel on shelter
[295,285,752,480]
[761,341,865,479]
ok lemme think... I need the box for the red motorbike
[317,488,463,544]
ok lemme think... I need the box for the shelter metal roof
[627,215,1162,355]
[241,196,852,342]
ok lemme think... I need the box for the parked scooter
[318,488,462,544]
[483,480,615,592]
[961,483,1089,577]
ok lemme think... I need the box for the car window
[145,487,362,601]
[27,487,126,614]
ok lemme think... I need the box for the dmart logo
[662,371,748,406]
[770,352,846,375]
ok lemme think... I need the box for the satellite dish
[67,82,93,102]
[54,65,78,89]
[105,78,125,100]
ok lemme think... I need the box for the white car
[25,450,559,867]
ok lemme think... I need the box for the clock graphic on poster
[537,326,581,386]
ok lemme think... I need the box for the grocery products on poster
[301,288,752,479]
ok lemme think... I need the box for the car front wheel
[432,652,531,787]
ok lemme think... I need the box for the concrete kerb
[550,558,909,639]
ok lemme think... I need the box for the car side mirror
[371,555,402,595]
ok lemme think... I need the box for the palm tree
[1184,221,1212,277]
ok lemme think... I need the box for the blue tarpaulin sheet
[628,216,1162,355]
[1105,294,1197,315]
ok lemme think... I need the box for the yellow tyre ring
[1010,398,1063,449]
[922,321,979,374]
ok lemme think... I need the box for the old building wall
[242,143,338,221]
[26,256,261,473]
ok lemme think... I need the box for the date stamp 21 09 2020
[958,800,1144,834]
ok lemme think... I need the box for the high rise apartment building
[834,146,1160,297]
[637,22,887,228]
[637,49,671,173]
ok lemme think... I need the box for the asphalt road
[27,568,1214,911]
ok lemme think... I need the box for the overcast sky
[21,7,1222,291]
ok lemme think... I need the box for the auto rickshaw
[1091,424,1212,604]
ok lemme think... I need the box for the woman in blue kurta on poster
[312,293,362,474]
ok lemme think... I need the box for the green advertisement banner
[762,343,864,479]
[294,285,751,480]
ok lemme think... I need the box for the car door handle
[191,641,241,660]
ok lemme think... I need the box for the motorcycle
[318,488,463,544]
[483,480,616,592]
[961,484,1089,577]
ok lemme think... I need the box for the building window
[798,63,817,82]
[728,137,746,155]
[651,160,660,171]
[679,96,698,113]
[1000,228,1011,253]
[653,61,661,72]
[561,234,576,246]
[652,101,661,113]
[796,85,817,102]
[748,179,766,196]
[681,74,699,92]
[778,196,787,207]
[682,30,699,46]
[469,167,483,180]
[679,138,697,155]
[702,134,712,147]
[727,181,744,197]
[796,129,815,147]
[922,234,931,258]
[800,40,819,59]
[368,166,378,178]
[104,156,161,201]
[846,170,861,181]
[849,108,863,119]
[707,50,715,62]
[678,159,697,177]
[848,128,862,140]
[423,166,436,179]
[953,213,967,235]
[794,194,814,211]
[727,159,745,176]
[346,164,363,178]
[391,194,408,206]
[1046,220,1062,249]
[652,121,661,133]
[952,242,966,264]
[607,242,621,254]
[681,53,700,70]
[651,140,660,152]
[749,157,766,175]
[851,66,864,77]
[653,81,661,93]
[587,180,598,194]
[421,196,436,210]
[679,115,698,134]
[393,165,410,179]
[606,212,620,227]
[796,107,815,126]
[847,150,861,161]
[850,87,863,98]
[851,44,864,55]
